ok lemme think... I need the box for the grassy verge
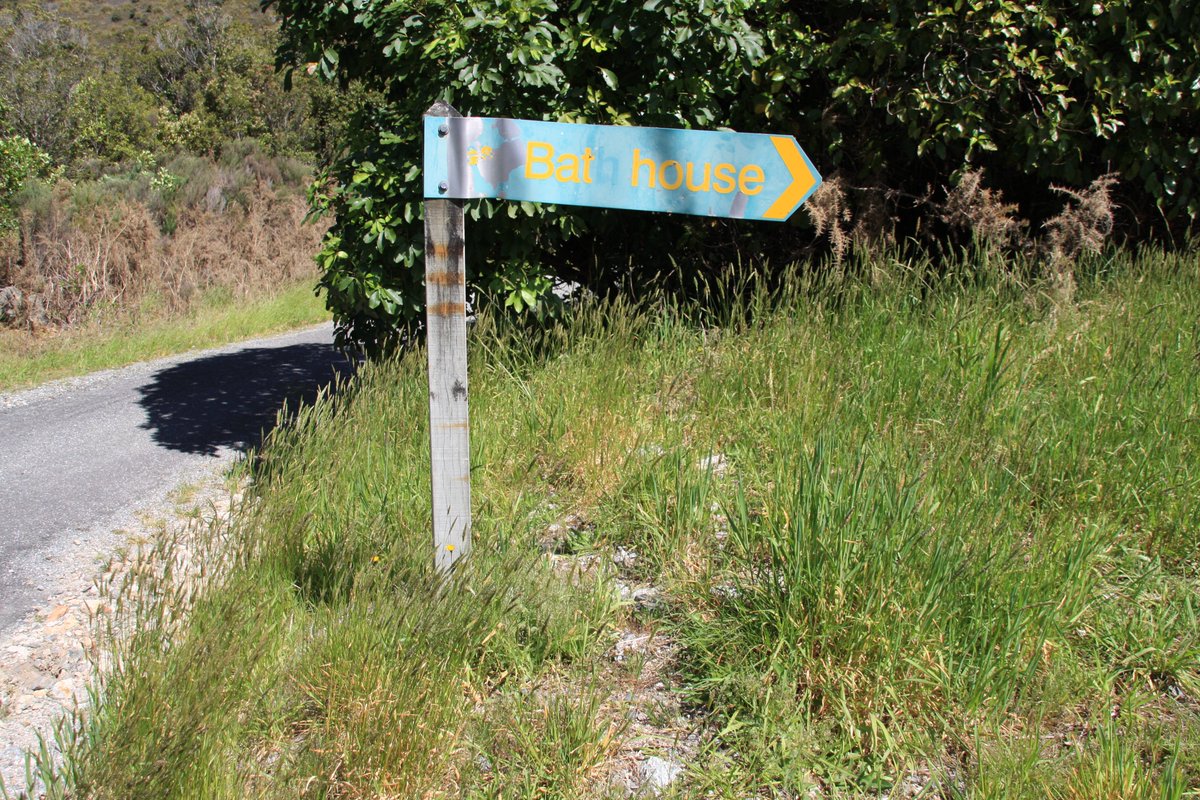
[27,249,1200,798]
[0,282,329,392]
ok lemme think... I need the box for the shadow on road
[137,342,357,456]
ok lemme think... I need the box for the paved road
[0,323,356,634]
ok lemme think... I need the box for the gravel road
[0,323,355,636]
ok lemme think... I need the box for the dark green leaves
[270,0,1199,353]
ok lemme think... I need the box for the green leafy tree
[0,134,55,235]
[266,0,764,350]
[267,0,1200,352]
[753,0,1200,225]
[0,6,87,163]
[131,0,331,160]
[67,75,161,163]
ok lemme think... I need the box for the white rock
[710,583,740,601]
[613,632,650,663]
[612,546,639,568]
[9,663,49,692]
[697,454,729,476]
[637,756,684,795]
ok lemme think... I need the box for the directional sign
[424,117,821,222]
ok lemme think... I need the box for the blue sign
[424,117,821,222]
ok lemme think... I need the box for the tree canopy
[265,0,1200,351]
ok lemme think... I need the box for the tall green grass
[25,248,1199,798]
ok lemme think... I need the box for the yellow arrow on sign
[763,136,820,221]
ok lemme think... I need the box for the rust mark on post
[428,302,467,317]
[426,270,465,286]
[427,242,463,260]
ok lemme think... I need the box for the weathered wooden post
[423,101,471,573]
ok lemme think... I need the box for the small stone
[612,547,639,568]
[607,768,637,796]
[614,632,650,663]
[5,645,33,661]
[632,587,663,612]
[10,663,49,692]
[710,583,740,601]
[697,454,728,476]
[637,756,684,795]
[1167,682,1189,702]
[897,769,930,798]
[539,523,568,554]
[565,513,593,533]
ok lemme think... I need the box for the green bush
[67,75,162,163]
[0,134,57,235]
[755,0,1200,224]
[269,0,1200,351]
[0,7,87,165]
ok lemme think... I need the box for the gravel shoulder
[0,467,234,796]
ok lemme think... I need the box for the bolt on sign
[422,102,823,573]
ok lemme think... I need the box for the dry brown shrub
[166,186,320,302]
[0,192,160,326]
[0,181,324,329]
[1043,174,1118,263]
[939,169,1026,250]
[1042,174,1118,306]
[806,175,853,264]
[850,186,897,253]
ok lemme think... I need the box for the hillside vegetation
[0,0,347,380]
[40,0,275,49]
[28,251,1199,798]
